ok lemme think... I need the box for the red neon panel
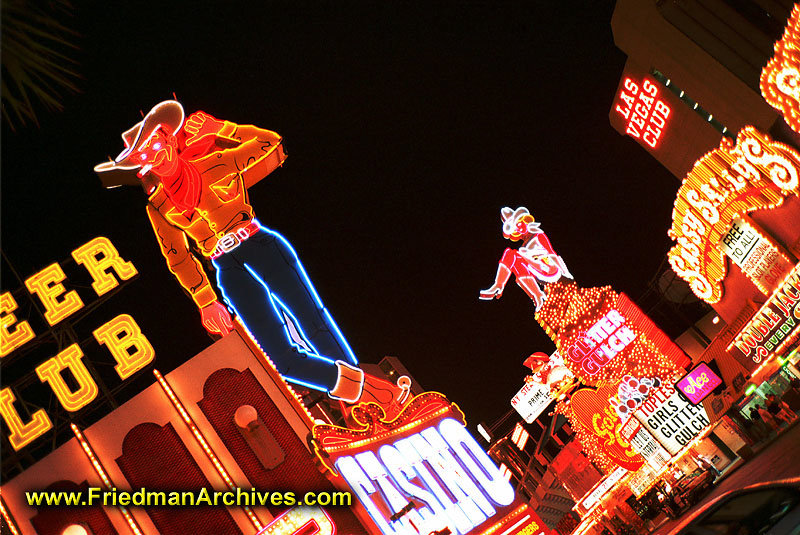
[570,385,644,472]
[617,293,691,370]
[30,480,118,535]
[198,368,366,534]
[614,77,671,149]
[115,422,242,535]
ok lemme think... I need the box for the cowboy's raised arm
[182,111,285,186]
[220,121,285,186]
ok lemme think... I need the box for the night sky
[2,2,681,430]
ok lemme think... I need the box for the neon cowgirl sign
[313,393,543,535]
[614,77,671,148]
[566,309,636,375]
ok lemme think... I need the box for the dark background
[1,1,682,430]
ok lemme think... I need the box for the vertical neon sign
[614,77,671,148]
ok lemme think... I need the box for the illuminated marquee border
[761,4,800,134]
[312,392,464,474]
[476,504,544,535]
[667,127,800,303]
[535,283,679,386]
[560,384,644,473]
[312,393,539,535]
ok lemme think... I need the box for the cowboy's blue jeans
[212,226,357,392]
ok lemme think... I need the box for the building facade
[610,0,800,505]
[610,0,793,178]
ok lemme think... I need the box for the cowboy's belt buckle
[218,233,240,254]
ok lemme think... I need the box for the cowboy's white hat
[94,100,185,187]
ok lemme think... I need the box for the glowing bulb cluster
[667,126,800,303]
[154,369,263,530]
[761,4,800,133]
[536,282,677,386]
[71,423,144,535]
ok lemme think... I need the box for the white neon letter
[393,437,468,534]
[356,450,419,534]
[409,428,493,530]
[380,444,450,535]
[336,455,404,535]
[438,418,514,507]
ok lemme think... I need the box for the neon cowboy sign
[312,393,545,535]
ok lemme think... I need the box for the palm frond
[1,0,82,130]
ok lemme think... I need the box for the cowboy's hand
[184,111,225,146]
[200,301,234,335]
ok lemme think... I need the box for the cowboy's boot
[328,361,365,403]
[359,372,411,421]
[516,276,546,310]
[329,361,412,421]
[480,264,512,300]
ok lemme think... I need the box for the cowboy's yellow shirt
[146,121,283,309]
